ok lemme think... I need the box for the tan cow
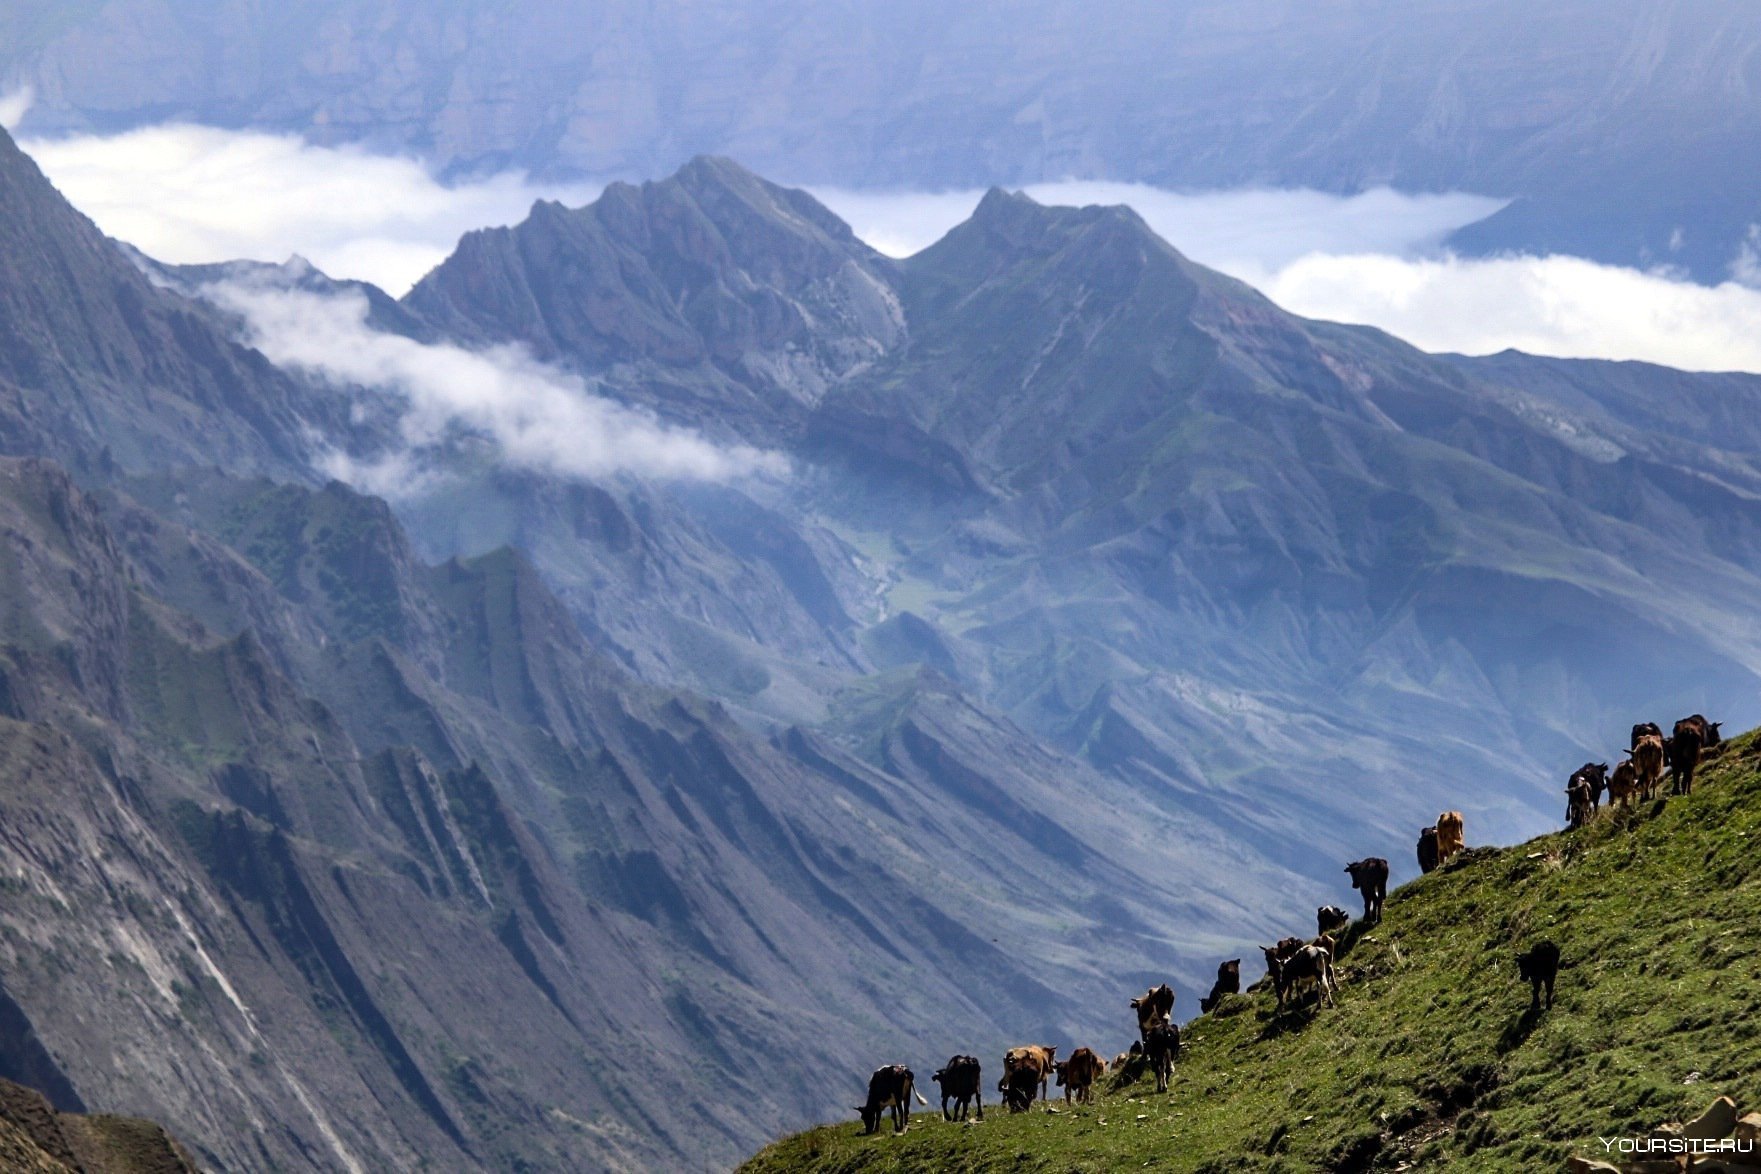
[1054,1047,1106,1104]
[1436,811,1465,863]
[1632,733,1665,801]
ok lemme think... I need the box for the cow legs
[974,1089,983,1121]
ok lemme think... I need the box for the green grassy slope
[742,731,1761,1172]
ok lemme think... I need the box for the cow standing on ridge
[1130,983,1175,1040]
[1344,857,1389,922]
[1672,718,1706,795]
[932,1056,982,1121]
[1144,1023,1180,1093]
[1417,826,1440,873]
[1436,811,1465,863]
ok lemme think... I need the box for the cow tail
[912,1079,928,1106]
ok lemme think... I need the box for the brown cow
[1054,1047,1105,1104]
[856,1065,925,1134]
[1436,811,1465,862]
[1130,983,1175,1040]
[1344,857,1389,922]
[1632,733,1665,801]
[1199,959,1241,1013]
[1606,758,1640,809]
[1144,1022,1179,1093]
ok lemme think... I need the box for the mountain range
[0,119,1759,1171]
[6,1,1761,277]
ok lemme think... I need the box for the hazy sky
[15,93,1761,377]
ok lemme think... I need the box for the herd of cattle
[1564,715,1722,830]
[852,713,1724,1136]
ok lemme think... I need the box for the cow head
[1709,722,1723,743]
[1345,860,1367,888]
[855,1102,881,1133]
[1053,1061,1068,1086]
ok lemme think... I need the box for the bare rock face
[0,1077,199,1173]
[406,156,904,435]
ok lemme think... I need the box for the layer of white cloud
[20,123,601,295]
[0,86,31,131]
[15,118,1761,375]
[1257,252,1761,373]
[812,182,1508,274]
[815,184,1761,374]
[206,280,784,489]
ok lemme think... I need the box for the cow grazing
[932,1055,982,1121]
[1130,983,1175,1039]
[1417,825,1440,874]
[1317,905,1350,936]
[1054,1047,1105,1105]
[1606,758,1640,809]
[1632,733,1665,801]
[1565,777,1593,829]
[1110,1041,1142,1072]
[1262,943,1336,1011]
[1436,811,1465,862]
[1569,761,1610,810]
[1144,1022,1180,1093]
[1344,857,1389,922]
[1002,1045,1056,1109]
[1672,718,1705,795]
[1199,958,1241,1013]
[1516,941,1560,1010]
[856,1065,924,1134]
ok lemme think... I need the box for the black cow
[1199,959,1241,1013]
[856,1065,923,1134]
[1416,826,1440,874]
[1672,718,1706,795]
[932,1055,982,1121]
[1516,941,1560,1010]
[1344,857,1390,922]
[1630,722,1662,750]
[997,1065,1039,1113]
[1144,1022,1180,1093]
[1569,761,1610,810]
[1317,905,1350,936]
[1565,777,1593,830]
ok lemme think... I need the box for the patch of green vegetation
[743,732,1761,1172]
